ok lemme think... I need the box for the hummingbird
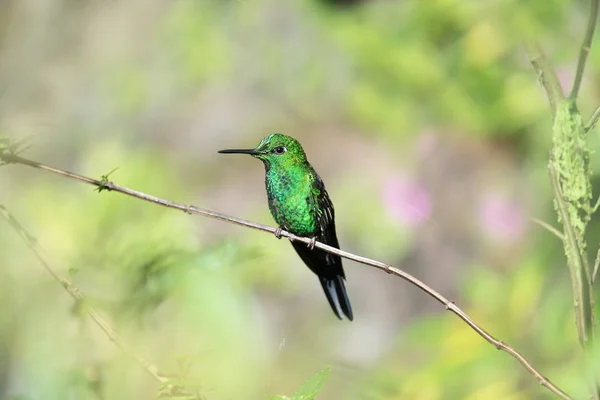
[218,134,353,320]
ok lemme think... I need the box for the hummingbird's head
[218,133,308,168]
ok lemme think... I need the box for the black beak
[218,148,259,155]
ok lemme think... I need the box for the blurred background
[0,0,599,399]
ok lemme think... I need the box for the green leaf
[95,167,119,193]
[291,366,331,400]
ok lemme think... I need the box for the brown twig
[0,152,572,400]
[0,203,204,399]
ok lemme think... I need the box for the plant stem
[570,0,599,100]
[525,41,565,118]
[549,161,591,346]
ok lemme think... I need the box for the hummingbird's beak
[218,148,259,156]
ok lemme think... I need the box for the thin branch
[525,41,566,118]
[585,105,600,132]
[531,217,565,240]
[593,248,600,283]
[570,0,600,100]
[0,153,572,400]
[0,204,203,399]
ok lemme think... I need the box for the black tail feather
[320,277,342,320]
[319,276,353,321]
[334,275,353,321]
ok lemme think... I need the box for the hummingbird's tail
[319,275,353,321]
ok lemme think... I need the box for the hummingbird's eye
[273,146,287,155]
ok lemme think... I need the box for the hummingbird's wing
[290,173,353,320]
[314,187,344,277]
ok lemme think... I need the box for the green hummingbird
[219,134,353,320]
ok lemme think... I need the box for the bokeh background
[0,0,599,399]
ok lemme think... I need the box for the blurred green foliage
[358,254,590,400]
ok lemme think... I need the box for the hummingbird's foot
[274,227,283,239]
[307,236,317,250]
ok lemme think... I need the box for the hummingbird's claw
[307,237,317,250]
[274,227,283,239]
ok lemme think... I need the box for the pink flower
[479,193,526,242]
[383,176,431,227]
